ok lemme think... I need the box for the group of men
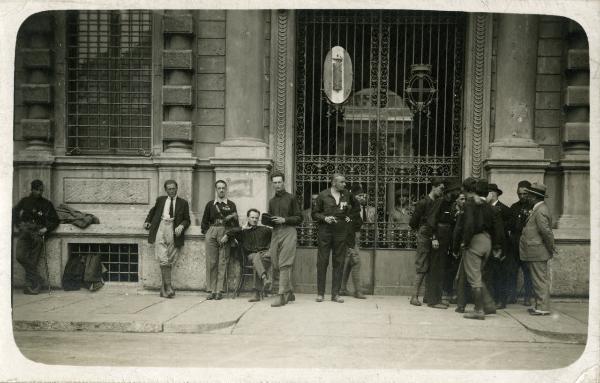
[408,176,556,319]
[13,174,556,318]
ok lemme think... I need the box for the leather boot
[159,267,167,297]
[410,273,425,306]
[482,285,496,314]
[248,290,261,302]
[351,266,366,299]
[271,293,287,307]
[162,266,175,298]
[464,287,485,320]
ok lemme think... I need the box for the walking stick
[41,234,51,294]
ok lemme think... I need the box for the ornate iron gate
[295,10,466,248]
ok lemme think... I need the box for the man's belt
[211,219,225,227]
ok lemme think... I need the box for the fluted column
[484,14,549,205]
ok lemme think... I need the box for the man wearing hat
[339,184,367,299]
[452,177,503,320]
[486,183,512,309]
[424,180,461,308]
[520,182,556,315]
[509,180,534,305]
[13,180,59,295]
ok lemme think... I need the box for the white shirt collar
[533,201,544,210]
[491,200,498,206]
[214,197,228,204]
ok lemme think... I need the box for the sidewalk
[11,286,588,344]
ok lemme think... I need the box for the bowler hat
[350,184,364,195]
[474,178,489,197]
[525,182,547,198]
[488,183,503,196]
[445,180,462,193]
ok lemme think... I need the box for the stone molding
[462,14,493,178]
[269,10,296,189]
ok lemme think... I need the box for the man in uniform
[201,180,239,300]
[312,173,359,303]
[13,180,59,295]
[264,171,303,307]
[339,184,367,299]
[408,177,445,306]
[486,183,512,309]
[225,208,272,302]
[509,180,534,305]
[144,180,191,298]
[425,181,461,309]
[520,182,556,315]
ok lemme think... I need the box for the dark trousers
[425,225,451,305]
[455,253,496,312]
[508,236,533,301]
[317,224,348,297]
[487,250,514,305]
[16,227,44,288]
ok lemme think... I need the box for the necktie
[362,206,367,222]
[169,197,174,218]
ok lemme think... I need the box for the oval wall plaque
[323,46,353,104]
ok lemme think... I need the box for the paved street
[10,288,589,370]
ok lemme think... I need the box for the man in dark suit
[486,183,513,309]
[520,182,556,315]
[509,180,534,305]
[144,180,191,298]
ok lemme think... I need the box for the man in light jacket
[519,182,556,316]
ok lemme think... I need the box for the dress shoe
[483,307,497,315]
[522,298,532,306]
[23,286,39,295]
[287,292,295,302]
[215,292,223,300]
[271,294,287,307]
[89,281,104,292]
[206,292,216,300]
[495,303,506,310]
[463,311,485,320]
[316,295,324,302]
[529,308,550,316]
[409,296,422,306]
[339,289,349,296]
[449,296,458,304]
[331,295,344,303]
[248,291,261,302]
[354,291,366,299]
[455,306,465,313]
[428,303,448,309]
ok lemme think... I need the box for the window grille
[69,243,139,282]
[66,10,153,155]
[295,10,466,249]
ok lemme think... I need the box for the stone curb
[13,320,163,333]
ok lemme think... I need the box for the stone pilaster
[14,12,57,200]
[162,11,194,155]
[484,14,549,202]
[211,10,272,221]
[556,21,589,233]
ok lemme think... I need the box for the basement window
[69,243,139,282]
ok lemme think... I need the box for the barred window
[66,10,153,155]
[69,243,139,282]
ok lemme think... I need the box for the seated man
[224,208,273,302]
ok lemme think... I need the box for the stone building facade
[12,10,590,296]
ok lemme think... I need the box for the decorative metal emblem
[405,64,437,117]
[323,46,353,115]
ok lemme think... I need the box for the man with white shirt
[200,180,240,300]
[144,180,191,298]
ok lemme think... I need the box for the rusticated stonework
[64,178,150,204]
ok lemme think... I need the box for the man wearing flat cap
[486,183,512,309]
[520,182,556,315]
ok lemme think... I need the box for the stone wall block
[162,85,193,106]
[563,122,589,142]
[568,49,589,70]
[197,74,225,90]
[197,10,226,21]
[21,13,53,34]
[537,56,561,74]
[197,90,225,108]
[535,110,561,128]
[21,84,51,104]
[162,121,193,141]
[198,21,226,38]
[536,92,561,109]
[198,39,225,55]
[565,85,589,106]
[163,50,193,70]
[197,56,225,74]
[536,74,561,92]
[538,39,562,56]
[21,118,52,140]
[22,48,52,69]
[163,14,194,34]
